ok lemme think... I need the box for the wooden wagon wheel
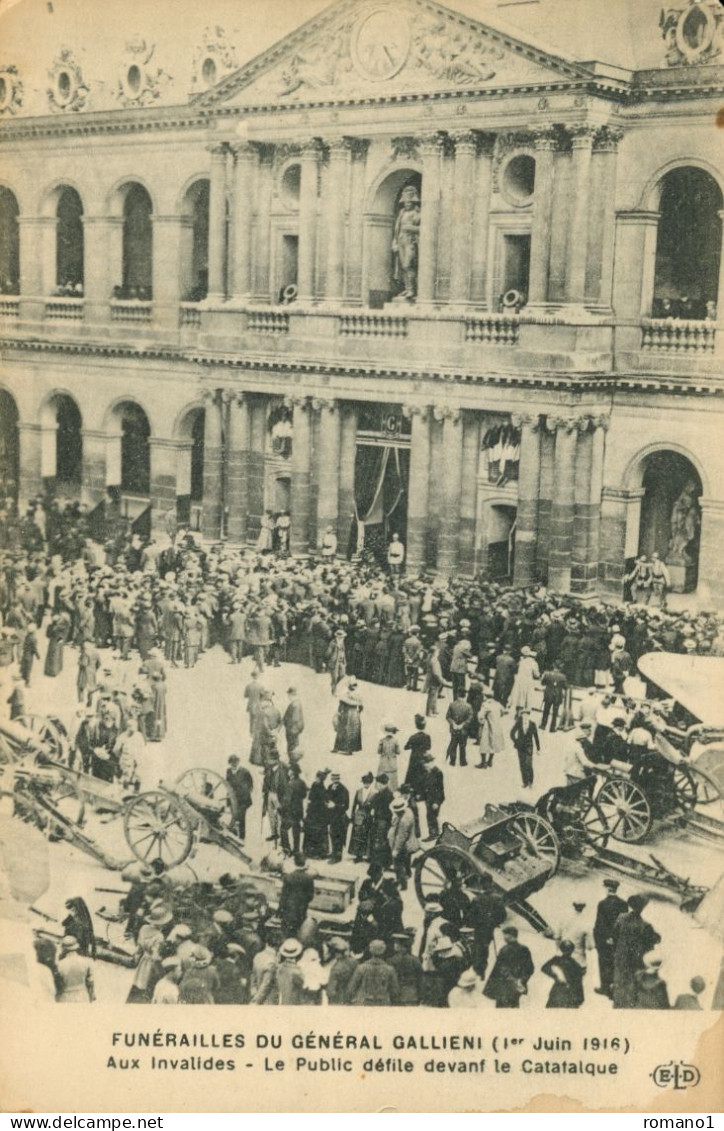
[677,762,722,806]
[123,790,195,869]
[414,844,485,907]
[175,768,238,830]
[44,772,86,834]
[577,800,610,848]
[15,714,67,762]
[505,812,560,875]
[595,776,652,843]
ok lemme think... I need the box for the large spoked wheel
[45,773,86,833]
[577,800,610,848]
[123,790,194,869]
[677,761,722,806]
[505,813,560,875]
[414,845,485,907]
[595,777,652,843]
[15,714,67,762]
[175,768,238,831]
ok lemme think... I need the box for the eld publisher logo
[651,1061,701,1091]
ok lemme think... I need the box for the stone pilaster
[324,140,350,302]
[587,127,622,308]
[290,396,312,552]
[571,415,609,593]
[82,216,122,325]
[469,134,494,306]
[344,140,369,305]
[337,402,357,554]
[611,209,660,351]
[80,428,107,507]
[697,498,724,606]
[434,405,462,575]
[599,486,644,599]
[207,143,230,302]
[547,415,579,592]
[17,422,43,509]
[512,413,542,587]
[230,142,258,301]
[149,438,179,537]
[227,393,250,543]
[201,388,224,540]
[536,425,555,582]
[448,132,477,306]
[565,126,595,304]
[253,146,274,303]
[417,133,445,304]
[403,404,431,572]
[247,395,267,542]
[458,411,481,576]
[152,215,190,328]
[298,139,322,303]
[17,218,50,322]
[313,398,341,545]
[527,128,558,306]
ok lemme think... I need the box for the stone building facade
[0,0,723,602]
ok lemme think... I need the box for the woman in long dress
[476,696,506,769]
[304,771,330,859]
[332,679,363,754]
[44,613,69,677]
[150,671,167,742]
[510,646,540,713]
[376,724,402,791]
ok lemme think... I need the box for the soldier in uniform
[593,878,628,998]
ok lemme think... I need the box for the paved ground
[2,629,723,1008]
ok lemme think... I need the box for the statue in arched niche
[391,183,421,302]
[668,479,701,561]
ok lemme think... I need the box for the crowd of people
[2,495,722,1009]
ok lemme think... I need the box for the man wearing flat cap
[593,878,627,998]
[483,925,534,1008]
[347,939,399,1006]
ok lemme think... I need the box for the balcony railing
[110,299,152,325]
[247,309,290,334]
[45,297,84,321]
[179,302,202,328]
[339,313,408,338]
[0,297,19,319]
[641,318,716,353]
[465,313,520,346]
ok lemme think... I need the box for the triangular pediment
[193,0,593,109]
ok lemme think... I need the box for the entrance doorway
[503,234,530,302]
[487,504,516,579]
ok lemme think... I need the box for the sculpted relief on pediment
[217,2,572,107]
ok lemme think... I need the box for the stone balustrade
[246,308,290,334]
[641,318,716,353]
[339,312,408,338]
[45,297,84,321]
[110,299,152,324]
[179,302,202,328]
[0,297,19,319]
[465,312,520,345]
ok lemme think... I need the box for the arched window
[121,184,153,299]
[652,168,723,319]
[0,388,19,502]
[119,402,151,494]
[56,187,84,292]
[181,180,210,301]
[0,187,19,295]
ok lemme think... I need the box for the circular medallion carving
[351,8,411,81]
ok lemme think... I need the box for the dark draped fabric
[351,445,409,567]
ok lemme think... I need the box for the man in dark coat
[612,893,661,1009]
[483,925,534,1008]
[463,875,507,979]
[326,772,350,864]
[283,686,305,759]
[592,877,627,998]
[493,648,516,706]
[510,709,540,788]
[421,754,445,840]
[347,939,399,1005]
[368,774,394,867]
[281,763,307,856]
[445,693,473,767]
[540,664,567,732]
[20,626,40,686]
[278,855,315,939]
[225,754,254,841]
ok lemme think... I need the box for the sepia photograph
[0,0,723,1114]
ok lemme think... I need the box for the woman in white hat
[510,645,540,714]
[447,968,484,1009]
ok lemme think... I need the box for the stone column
[527,128,558,306]
[572,415,608,592]
[80,428,107,507]
[344,140,369,305]
[313,398,341,544]
[290,396,312,553]
[599,486,644,599]
[17,423,42,509]
[298,139,322,303]
[611,210,660,351]
[448,132,477,306]
[697,498,724,606]
[417,133,445,304]
[458,411,481,575]
[226,393,250,543]
[565,126,595,304]
[324,140,350,302]
[152,214,189,328]
[149,438,178,537]
[469,135,494,306]
[403,405,431,572]
[435,405,463,574]
[230,142,257,301]
[252,146,274,303]
[247,395,267,541]
[337,402,357,553]
[587,127,622,309]
[547,415,579,592]
[716,211,724,329]
[512,413,542,587]
[82,216,121,325]
[201,388,224,540]
[207,143,229,302]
